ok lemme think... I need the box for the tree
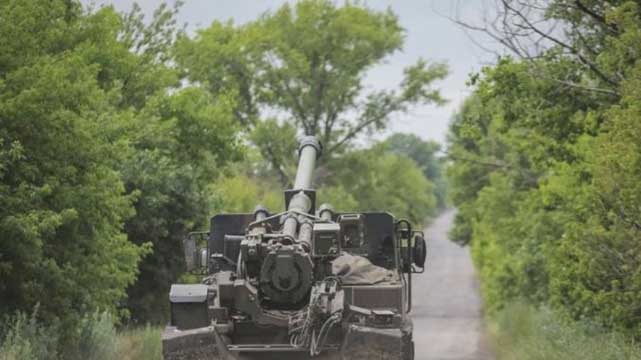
[452,0,631,96]
[546,9,641,333]
[0,0,147,338]
[175,0,447,185]
[448,0,641,339]
[323,145,436,225]
[119,88,242,324]
[100,3,243,323]
[0,0,244,333]
[446,56,603,309]
[382,133,447,209]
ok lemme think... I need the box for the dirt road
[412,210,493,360]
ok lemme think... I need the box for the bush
[0,311,162,360]
[74,312,117,360]
[326,147,437,225]
[0,311,57,360]
[491,303,641,360]
[0,311,123,360]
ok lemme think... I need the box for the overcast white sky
[94,0,505,146]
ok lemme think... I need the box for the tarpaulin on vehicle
[332,253,399,285]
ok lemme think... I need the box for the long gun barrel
[293,136,321,190]
[282,136,322,244]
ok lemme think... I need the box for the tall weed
[0,311,58,360]
[74,312,118,360]
[116,326,162,360]
[0,310,123,360]
[491,302,641,360]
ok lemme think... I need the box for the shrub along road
[412,210,493,360]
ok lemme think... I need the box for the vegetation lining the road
[490,303,641,360]
[0,311,162,360]
[447,0,641,354]
[0,0,447,357]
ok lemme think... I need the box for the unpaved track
[412,210,493,360]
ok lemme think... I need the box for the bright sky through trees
[97,0,504,146]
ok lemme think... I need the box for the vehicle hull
[162,322,413,360]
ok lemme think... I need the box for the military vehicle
[162,136,427,359]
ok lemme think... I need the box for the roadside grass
[0,312,58,360]
[115,326,162,360]
[0,311,162,360]
[490,302,641,360]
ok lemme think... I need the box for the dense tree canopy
[382,133,447,209]
[0,0,243,336]
[175,0,447,185]
[448,0,641,339]
[0,0,147,328]
[323,143,436,225]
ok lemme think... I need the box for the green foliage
[115,326,161,360]
[120,88,241,324]
[448,54,610,311]
[490,302,641,360]
[176,0,447,183]
[325,144,436,225]
[0,311,58,360]
[0,311,161,360]
[448,0,641,341]
[0,0,147,333]
[317,185,359,212]
[0,0,242,333]
[213,174,283,213]
[382,133,447,209]
[248,119,298,186]
[214,131,443,226]
[74,312,117,360]
[546,59,641,336]
[0,311,127,360]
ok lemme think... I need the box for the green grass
[489,302,641,360]
[115,326,162,360]
[0,312,57,360]
[0,311,162,360]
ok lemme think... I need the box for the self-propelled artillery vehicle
[162,136,427,359]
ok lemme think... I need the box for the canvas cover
[333,253,399,285]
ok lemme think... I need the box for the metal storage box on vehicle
[312,222,341,256]
[169,284,209,330]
